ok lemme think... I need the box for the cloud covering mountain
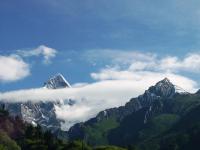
[1,48,200,129]
[0,73,197,129]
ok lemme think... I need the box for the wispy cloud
[159,53,200,73]
[84,49,155,65]
[17,45,57,64]
[85,49,200,73]
[0,55,30,82]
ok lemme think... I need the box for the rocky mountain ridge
[68,78,190,143]
[0,73,71,132]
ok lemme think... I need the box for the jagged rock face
[148,78,175,98]
[1,101,62,132]
[44,73,71,89]
[1,73,70,132]
[97,78,175,121]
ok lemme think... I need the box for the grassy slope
[84,117,119,145]
[138,104,200,150]
[139,114,180,140]
[81,93,200,148]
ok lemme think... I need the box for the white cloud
[0,45,57,82]
[18,45,57,64]
[159,54,200,73]
[0,55,30,82]
[71,82,89,88]
[85,49,200,73]
[84,49,156,66]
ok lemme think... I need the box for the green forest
[0,108,125,150]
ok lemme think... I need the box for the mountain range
[1,74,200,150]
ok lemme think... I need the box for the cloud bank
[0,73,198,129]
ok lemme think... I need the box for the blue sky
[1,0,200,91]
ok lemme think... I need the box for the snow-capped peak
[148,78,175,98]
[155,78,190,95]
[44,73,71,89]
[155,78,171,86]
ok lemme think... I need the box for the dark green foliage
[163,94,200,115]
[0,131,21,150]
[139,114,179,140]
[94,145,126,150]
[108,108,148,146]
[62,140,92,150]
[137,104,200,150]
[0,109,125,150]
[0,145,7,150]
[21,125,67,150]
[84,117,119,145]
[107,111,179,147]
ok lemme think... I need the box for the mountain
[67,78,200,147]
[137,102,200,150]
[0,73,71,132]
[1,76,200,150]
[44,73,71,89]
